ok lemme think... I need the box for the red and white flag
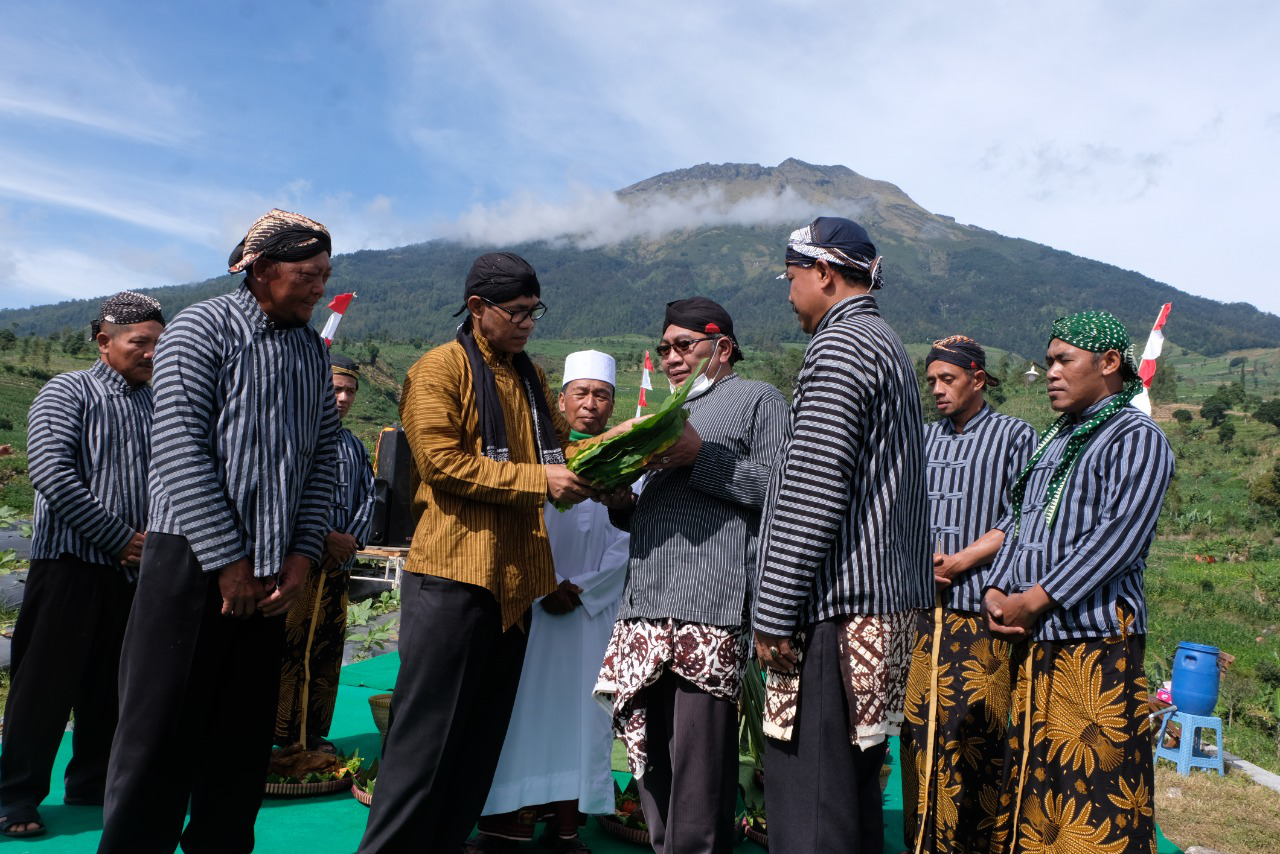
[636,350,654,418]
[320,293,356,346]
[1132,302,1172,415]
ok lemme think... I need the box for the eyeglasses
[656,336,719,358]
[481,297,548,324]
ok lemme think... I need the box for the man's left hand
[258,553,311,617]
[646,422,702,470]
[325,530,358,564]
[754,631,800,673]
[595,486,637,510]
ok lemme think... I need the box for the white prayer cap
[562,350,616,388]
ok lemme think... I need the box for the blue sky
[3,0,1278,318]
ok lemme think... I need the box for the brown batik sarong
[989,610,1154,854]
[275,561,350,746]
[900,605,1012,854]
[763,610,916,749]
[593,618,749,776]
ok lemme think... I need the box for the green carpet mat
[336,651,400,691]
[4,654,1181,852]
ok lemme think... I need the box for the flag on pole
[636,350,654,418]
[321,293,356,346]
[1132,302,1172,415]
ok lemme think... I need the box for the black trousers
[764,619,889,854]
[634,670,739,854]
[0,556,134,811]
[97,533,285,854]
[357,573,528,854]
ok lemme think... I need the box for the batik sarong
[593,617,749,777]
[989,609,1154,854]
[275,561,350,746]
[900,605,1012,853]
[763,610,916,749]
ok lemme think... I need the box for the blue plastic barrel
[1172,642,1220,716]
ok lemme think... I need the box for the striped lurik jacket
[28,358,154,570]
[754,294,933,636]
[986,396,1174,641]
[926,404,1036,613]
[147,283,340,577]
[398,331,576,630]
[612,373,790,628]
[332,427,376,569]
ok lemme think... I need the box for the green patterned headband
[1049,310,1139,378]
[1010,311,1143,532]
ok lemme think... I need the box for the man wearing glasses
[358,252,605,853]
[595,297,789,852]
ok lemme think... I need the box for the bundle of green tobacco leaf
[555,361,702,509]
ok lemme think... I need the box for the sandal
[0,804,47,838]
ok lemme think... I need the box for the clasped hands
[218,553,309,620]
[982,584,1054,639]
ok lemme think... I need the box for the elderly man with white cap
[467,350,630,854]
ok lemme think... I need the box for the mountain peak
[618,158,958,241]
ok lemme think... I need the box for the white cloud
[0,25,194,146]
[438,185,818,248]
[372,1,1280,314]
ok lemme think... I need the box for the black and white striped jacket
[755,295,932,635]
[29,359,154,570]
[146,284,339,577]
[926,405,1036,613]
[986,397,1174,641]
[612,373,790,628]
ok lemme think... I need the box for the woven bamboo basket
[368,693,392,742]
[596,814,650,845]
[264,776,352,798]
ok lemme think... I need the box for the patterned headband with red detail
[925,335,999,387]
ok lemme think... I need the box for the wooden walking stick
[298,557,335,748]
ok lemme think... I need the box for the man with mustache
[358,253,605,854]
[983,311,1174,854]
[98,210,340,854]
[594,297,789,854]
[900,335,1035,854]
[0,292,164,839]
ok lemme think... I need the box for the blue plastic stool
[1155,710,1225,776]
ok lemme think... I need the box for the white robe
[482,497,630,816]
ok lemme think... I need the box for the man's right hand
[546,464,598,505]
[115,531,146,567]
[218,558,262,620]
[540,580,584,615]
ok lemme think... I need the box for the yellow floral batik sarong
[901,606,1012,853]
[989,609,1154,854]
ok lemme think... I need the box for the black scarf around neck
[457,318,565,465]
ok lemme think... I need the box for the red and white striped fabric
[636,350,654,418]
[320,293,356,346]
[1132,302,1172,415]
